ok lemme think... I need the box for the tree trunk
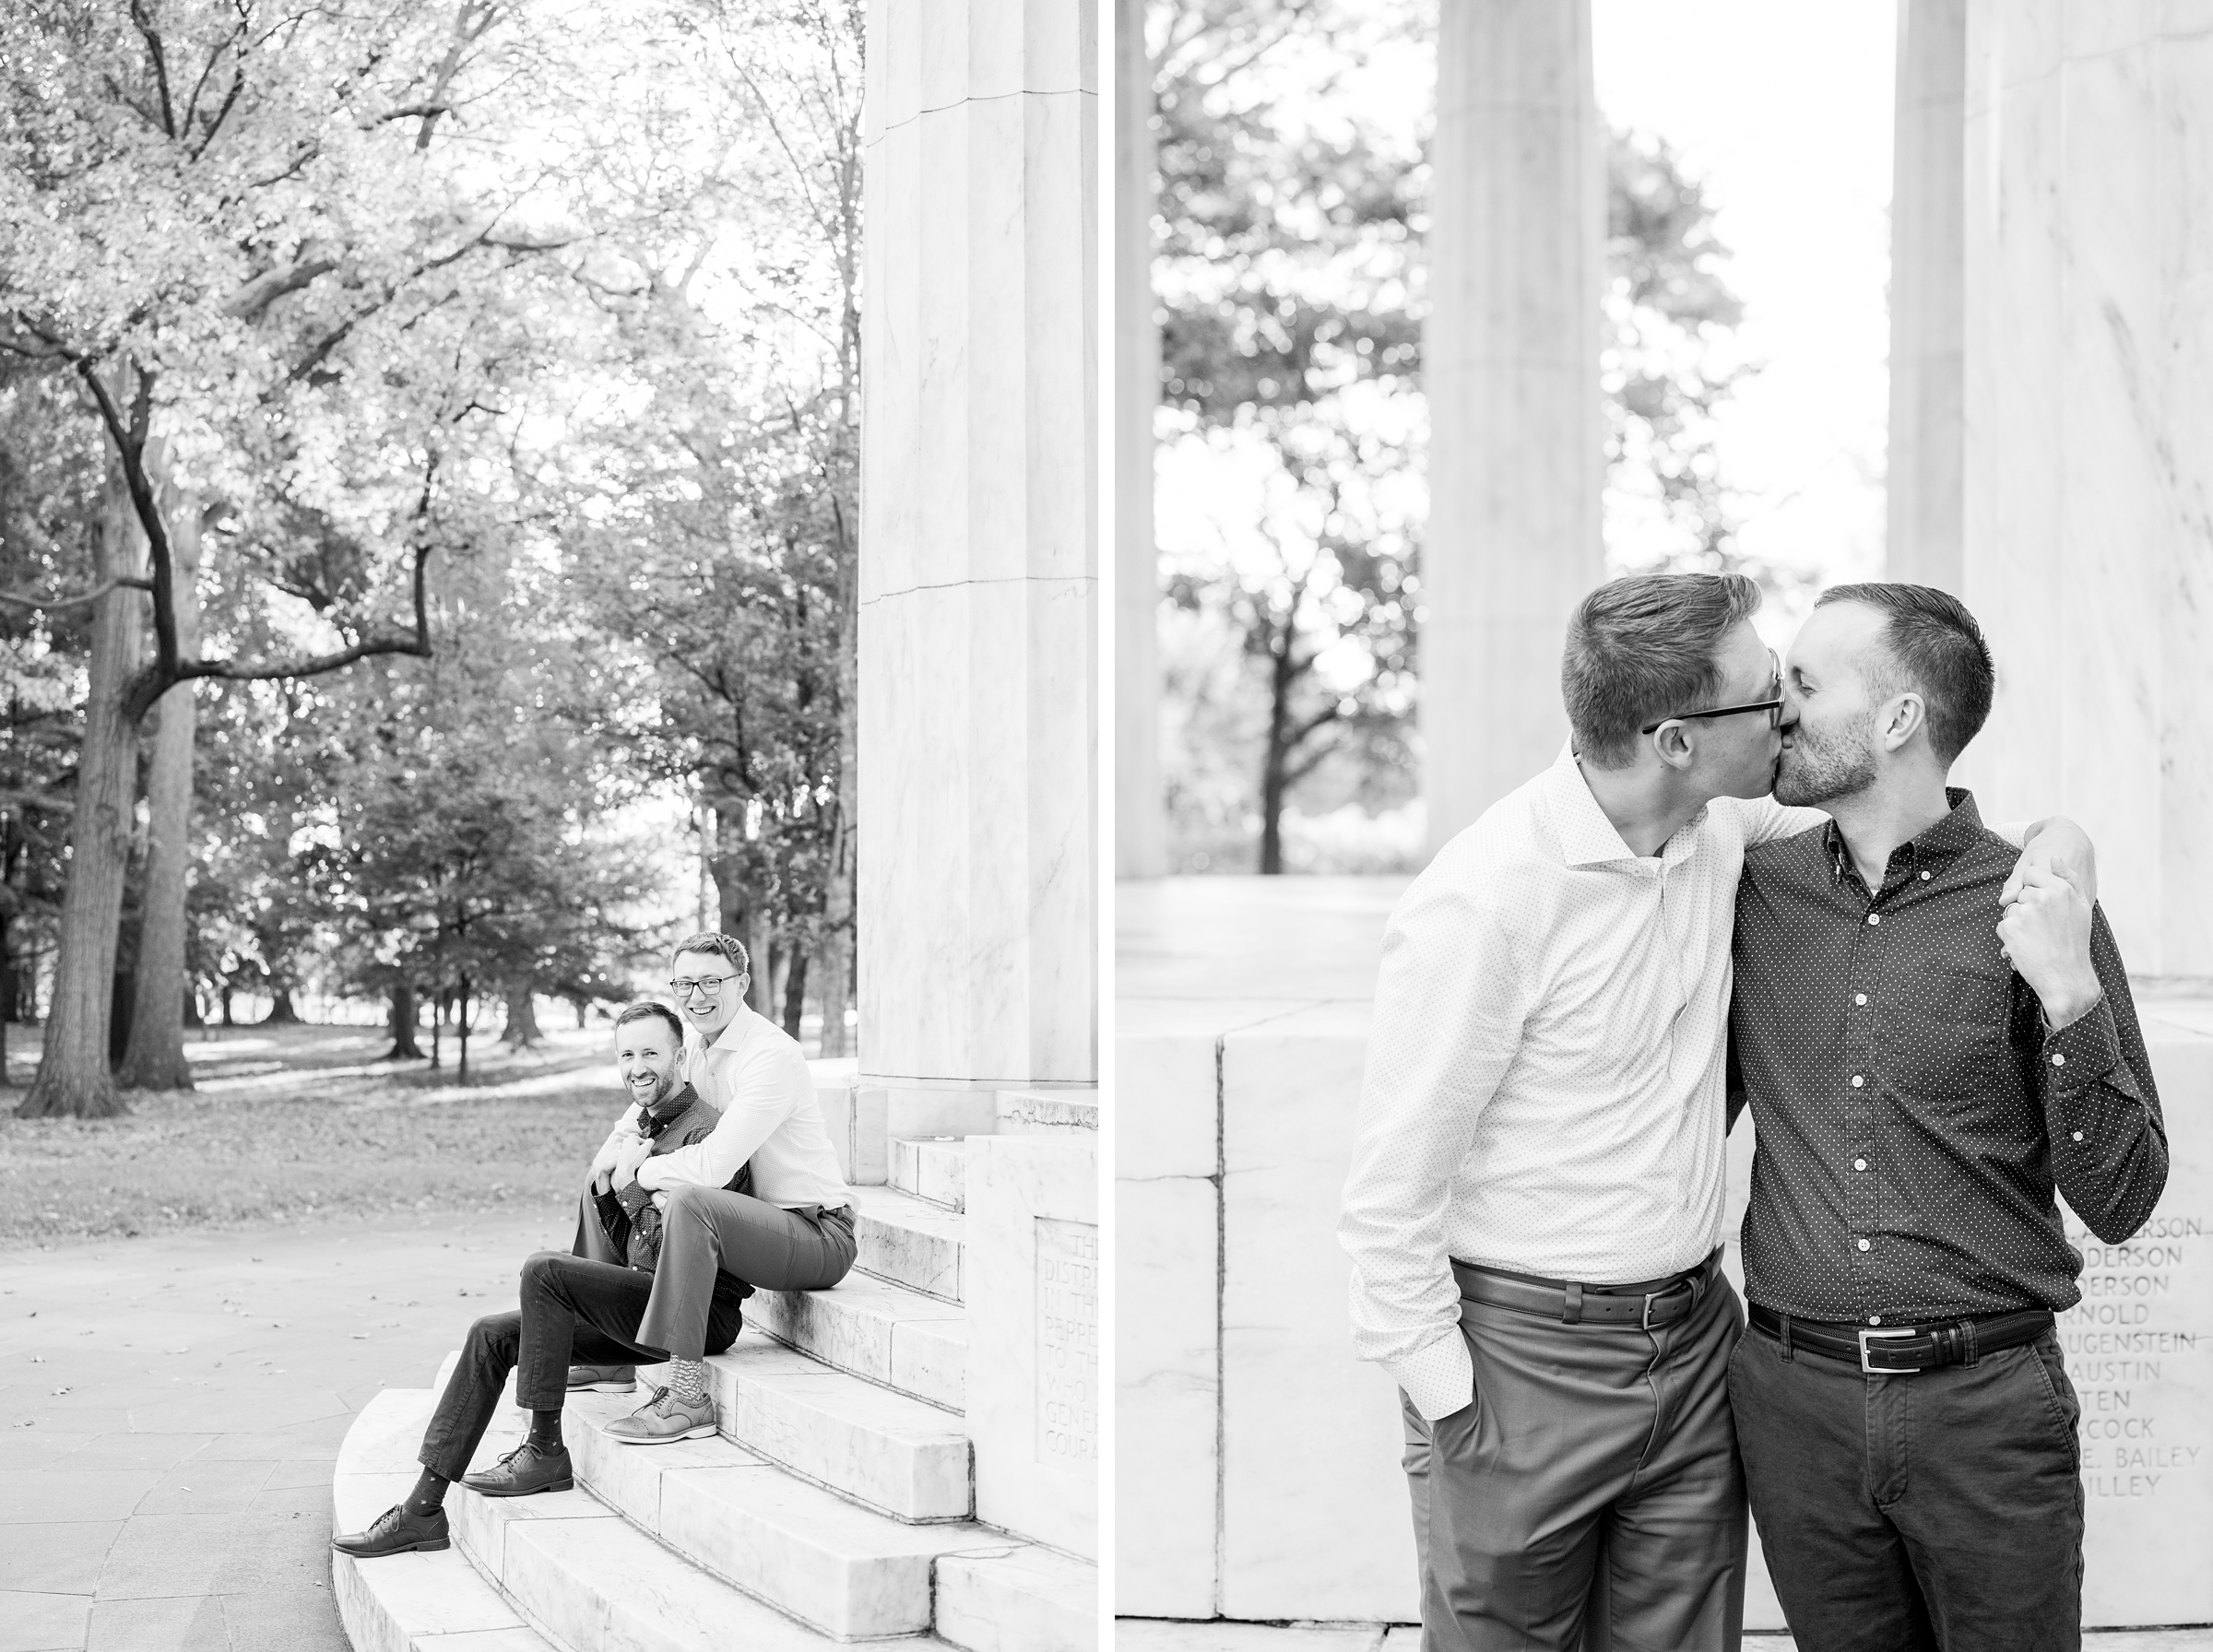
[219,985,234,1027]
[1257,630,1298,876]
[118,493,202,1091]
[387,982,423,1058]
[456,973,471,1080]
[500,982,540,1048]
[264,984,300,1024]
[19,435,149,1119]
[781,947,809,1041]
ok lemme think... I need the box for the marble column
[857,0,1098,1091]
[1115,0,1166,878]
[1955,4,2213,983]
[1421,0,1604,855]
[1886,0,1968,591]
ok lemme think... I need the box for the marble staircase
[331,1143,1095,1652]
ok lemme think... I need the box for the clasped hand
[1996,865,2101,1031]
[589,1130,656,1195]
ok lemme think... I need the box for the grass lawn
[0,1022,626,1247]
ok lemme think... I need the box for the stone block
[1115,1175,1218,1619]
[852,1185,967,1300]
[1219,1003,1418,1623]
[965,1134,1098,1557]
[937,1544,1099,1652]
[872,1083,1001,1139]
[749,1272,967,1410]
[998,1086,1102,1135]
[1114,1623,1388,1652]
[892,1136,969,1209]
[705,1341,972,1519]
[809,1060,870,1185]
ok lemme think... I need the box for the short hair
[1562,572,1764,768]
[1815,583,1994,764]
[613,999,686,1044]
[671,930,750,975]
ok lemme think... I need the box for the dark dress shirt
[1729,789,2168,1323]
[594,1082,754,1277]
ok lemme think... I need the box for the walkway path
[0,1209,568,1652]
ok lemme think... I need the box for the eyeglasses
[668,974,740,998]
[1640,651,1785,735]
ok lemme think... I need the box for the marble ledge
[865,82,1102,150]
[859,573,1096,608]
[864,4,1096,144]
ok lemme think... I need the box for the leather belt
[1746,1303,2053,1375]
[1450,1252,1720,1329]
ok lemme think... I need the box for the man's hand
[2006,817,2097,910]
[589,1130,641,1197]
[1996,864,2103,1030]
[610,1134,656,1191]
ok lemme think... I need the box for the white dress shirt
[1340,745,1817,1421]
[617,1003,850,1210]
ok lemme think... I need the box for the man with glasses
[1339,573,2093,1652]
[574,930,856,1444]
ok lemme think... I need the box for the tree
[1153,2,1757,869]
[0,0,574,1114]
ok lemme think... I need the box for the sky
[1592,0,1899,620]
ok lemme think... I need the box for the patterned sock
[669,1358,706,1406]
[528,1409,564,1453]
[407,1468,448,1515]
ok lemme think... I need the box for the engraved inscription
[1035,1217,1098,1469]
[2060,1214,2206,1502]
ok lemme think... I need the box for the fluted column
[1421,0,1604,854]
[1115,0,1166,877]
[857,0,1099,1088]
[1886,0,1967,590]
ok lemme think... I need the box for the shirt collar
[688,1002,758,1062]
[1547,741,1709,868]
[1822,786,1984,882]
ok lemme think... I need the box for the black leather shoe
[333,1501,450,1558]
[461,1439,574,1497]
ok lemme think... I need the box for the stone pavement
[0,1208,571,1652]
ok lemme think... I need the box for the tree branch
[0,788,75,816]
[224,256,340,322]
[128,0,178,137]
[0,574,154,613]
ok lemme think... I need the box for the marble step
[562,1388,1003,1641]
[433,1339,974,1524]
[749,1270,968,1410]
[331,1388,558,1652]
[851,1183,967,1302]
[448,1469,882,1652]
[939,1543,1100,1652]
[890,1134,967,1210]
[995,1088,1100,1136]
[704,1337,975,1520]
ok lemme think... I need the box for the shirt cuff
[616,1181,656,1217]
[633,1157,664,1193]
[1391,1331,1476,1422]
[2041,994,2123,1095]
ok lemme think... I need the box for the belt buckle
[1640,1279,1690,1331]
[1858,1328,1916,1375]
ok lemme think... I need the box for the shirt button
[1857,1238,1871,1252]
[1920,871,1931,880]
[1852,1075,1864,1088]
[1869,1316,1882,1326]
[1854,1158,1868,1171]
[1867,914,1881,926]
[2073,1130,2085,1142]
[2053,1053,2066,1068]
[1854,994,1867,1006]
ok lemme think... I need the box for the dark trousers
[415,1249,742,1481]
[1402,1260,1747,1652]
[1729,1320,2084,1652]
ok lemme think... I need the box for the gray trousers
[1402,1262,1747,1652]
[598,1184,857,1361]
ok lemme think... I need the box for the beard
[1775,709,1880,807]
[634,1067,681,1111]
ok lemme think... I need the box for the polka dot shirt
[1730,790,2169,1325]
